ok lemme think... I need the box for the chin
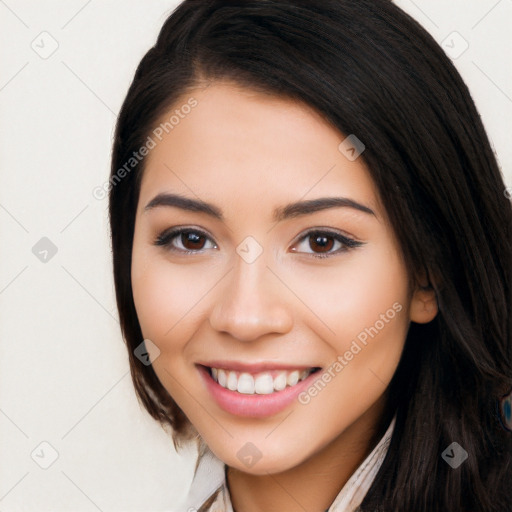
[206,435,314,476]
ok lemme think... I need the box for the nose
[208,253,293,342]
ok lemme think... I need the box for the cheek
[131,247,204,354]
[285,244,410,349]
[131,251,211,404]
[285,252,409,450]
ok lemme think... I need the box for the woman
[108,1,512,510]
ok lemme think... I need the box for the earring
[498,389,512,432]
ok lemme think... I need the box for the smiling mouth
[203,365,322,395]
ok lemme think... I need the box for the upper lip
[197,360,321,373]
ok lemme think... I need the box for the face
[131,82,437,474]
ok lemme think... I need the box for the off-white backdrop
[0,1,510,511]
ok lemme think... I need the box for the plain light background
[0,1,511,511]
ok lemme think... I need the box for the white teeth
[254,372,274,394]
[209,366,315,394]
[227,371,238,391]
[273,371,287,391]
[217,369,227,387]
[287,370,299,387]
[237,373,255,394]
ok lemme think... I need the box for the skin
[131,81,438,512]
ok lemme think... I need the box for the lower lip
[197,365,321,418]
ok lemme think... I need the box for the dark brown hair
[109,1,512,509]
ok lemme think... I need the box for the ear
[409,271,438,324]
[410,286,438,323]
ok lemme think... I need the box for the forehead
[138,82,381,219]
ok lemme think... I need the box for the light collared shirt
[183,414,396,512]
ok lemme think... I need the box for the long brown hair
[109,1,512,509]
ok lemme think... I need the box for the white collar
[183,414,396,512]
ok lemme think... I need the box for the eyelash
[153,227,363,259]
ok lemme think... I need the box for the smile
[209,367,317,395]
[197,363,323,417]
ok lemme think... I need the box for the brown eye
[154,228,217,254]
[291,229,363,259]
[180,231,207,250]
[308,233,335,253]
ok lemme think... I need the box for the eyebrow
[144,193,375,221]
